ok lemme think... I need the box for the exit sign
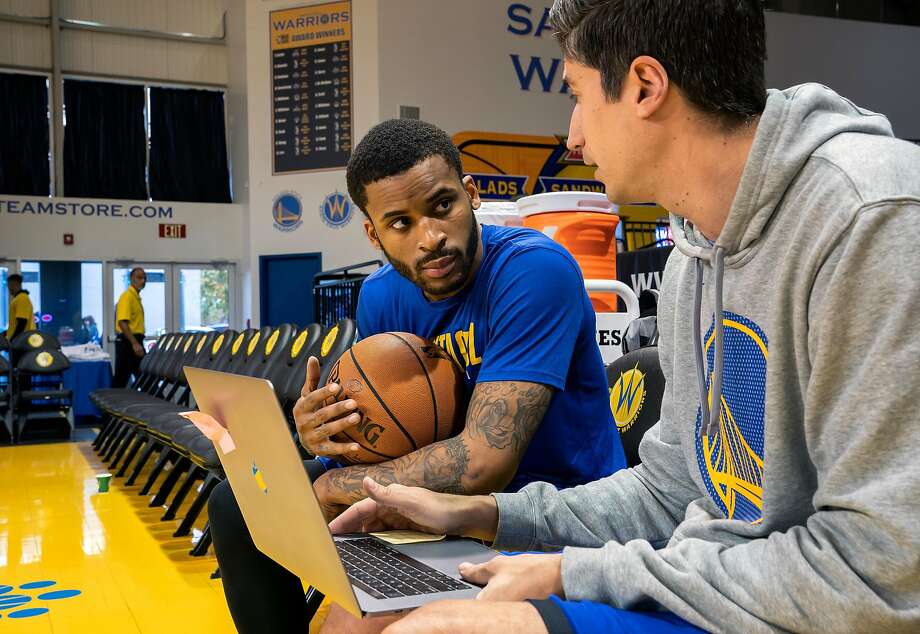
[159,223,187,239]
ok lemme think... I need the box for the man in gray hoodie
[325,1,920,632]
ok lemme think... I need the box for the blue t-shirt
[356,224,626,491]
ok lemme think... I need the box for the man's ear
[628,55,669,120]
[462,175,482,210]
[364,218,382,250]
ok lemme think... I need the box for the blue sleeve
[550,597,706,634]
[356,279,384,340]
[477,248,584,389]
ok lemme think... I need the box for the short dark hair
[550,0,767,127]
[130,267,145,278]
[346,119,464,213]
[7,274,22,284]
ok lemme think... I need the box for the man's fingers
[328,497,378,534]
[458,560,496,586]
[313,439,361,456]
[314,399,359,426]
[303,356,321,396]
[313,413,361,438]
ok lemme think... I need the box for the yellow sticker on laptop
[369,530,447,545]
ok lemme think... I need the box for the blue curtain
[0,73,50,196]
[148,87,231,203]
[63,79,147,200]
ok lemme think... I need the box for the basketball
[324,332,468,465]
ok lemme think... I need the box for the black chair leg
[174,472,220,537]
[126,439,160,486]
[116,434,146,477]
[93,416,116,449]
[149,455,190,508]
[109,429,138,470]
[305,587,326,623]
[103,424,131,462]
[190,522,213,557]
[161,464,203,521]
[139,447,175,496]
[99,418,126,455]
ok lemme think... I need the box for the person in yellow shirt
[113,267,147,387]
[6,274,36,340]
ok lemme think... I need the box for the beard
[382,211,480,300]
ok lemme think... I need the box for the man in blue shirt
[302,118,625,510]
[207,118,625,633]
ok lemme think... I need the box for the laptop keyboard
[336,537,471,599]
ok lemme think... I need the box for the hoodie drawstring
[693,247,726,438]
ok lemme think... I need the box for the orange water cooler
[518,192,621,311]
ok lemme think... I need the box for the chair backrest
[605,346,665,468]
[193,329,238,371]
[160,332,197,384]
[0,354,9,374]
[17,348,71,374]
[186,332,217,370]
[11,330,61,353]
[317,318,357,385]
[224,329,259,375]
[245,324,296,379]
[0,333,8,352]
[277,323,323,406]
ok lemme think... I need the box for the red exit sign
[159,223,187,239]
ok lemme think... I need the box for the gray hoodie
[492,84,920,633]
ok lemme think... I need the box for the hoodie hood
[671,83,895,259]
[672,83,895,437]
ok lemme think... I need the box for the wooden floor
[0,435,334,633]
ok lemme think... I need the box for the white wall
[379,0,573,137]
[0,195,243,262]
[0,0,229,85]
[765,11,920,139]
[243,0,380,327]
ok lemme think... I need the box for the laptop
[184,367,496,618]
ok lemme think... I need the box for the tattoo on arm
[320,381,551,505]
[465,381,552,455]
[321,435,471,504]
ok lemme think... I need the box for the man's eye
[391,218,409,229]
[436,198,452,212]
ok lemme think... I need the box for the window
[0,73,50,196]
[765,0,920,27]
[20,261,105,345]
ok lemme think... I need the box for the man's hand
[293,356,362,456]
[459,554,564,602]
[132,341,145,357]
[328,477,499,542]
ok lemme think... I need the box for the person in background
[113,267,146,387]
[5,274,35,341]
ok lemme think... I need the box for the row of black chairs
[89,319,356,558]
[1,331,74,444]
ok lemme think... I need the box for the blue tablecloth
[62,359,112,419]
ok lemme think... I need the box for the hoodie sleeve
[530,204,920,633]
[491,253,704,551]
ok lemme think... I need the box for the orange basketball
[324,332,467,465]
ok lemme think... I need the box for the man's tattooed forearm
[465,381,552,454]
[321,435,472,503]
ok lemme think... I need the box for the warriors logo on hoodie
[695,311,767,524]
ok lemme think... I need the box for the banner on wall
[270,1,354,174]
[451,131,604,201]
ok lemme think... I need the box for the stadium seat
[12,347,74,443]
[605,346,665,467]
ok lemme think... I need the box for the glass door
[176,265,234,332]
[105,263,173,352]
[0,261,14,336]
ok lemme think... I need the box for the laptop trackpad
[390,537,497,580]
